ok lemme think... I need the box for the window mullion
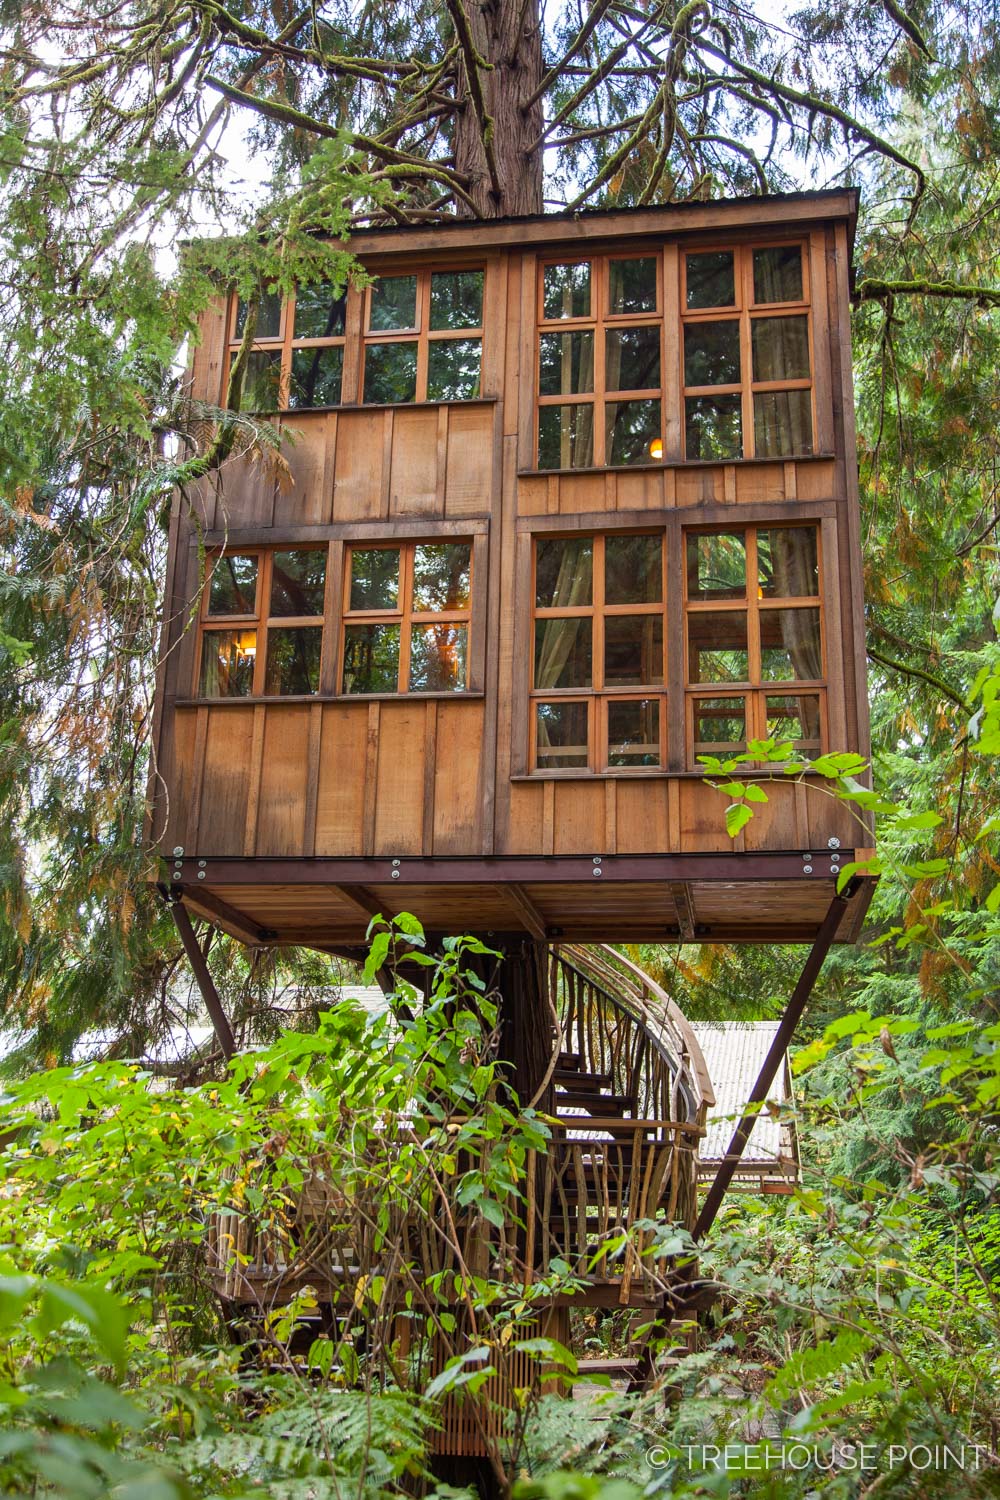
[747,528,761,684]
[738,250,755,458]
[253,552,270,696]
[399,544,414,691]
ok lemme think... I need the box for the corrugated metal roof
[692,1023,794,1166]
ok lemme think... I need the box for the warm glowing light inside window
[648,437,663,459]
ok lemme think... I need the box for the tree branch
[856,276,1000,306]
[867,646,972,715]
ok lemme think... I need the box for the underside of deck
[159,850,874,950]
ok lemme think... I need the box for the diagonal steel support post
[692,888,854,1242]
[167,896,237,1063]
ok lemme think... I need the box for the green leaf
[725,801,754,837]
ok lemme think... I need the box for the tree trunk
[452,0,545,218]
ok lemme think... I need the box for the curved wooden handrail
[560,943,714,1111]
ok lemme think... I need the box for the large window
[534,240,814,469]
[226,266,485,411]
[196,537,478,699]
[341,541,473,693]
[682,243,813,460]
[537,255,663,470]
[198,548,328,698]
[685,524,824,761]
[530,532,666,771]
[362,268,483,404]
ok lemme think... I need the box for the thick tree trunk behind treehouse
[451,0,545,218]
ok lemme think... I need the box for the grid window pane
[363,342,417,403]
[409,624,468,691]
[538,403,594,469]
[209,555,258,616]
[685,395,742,460]
[265,626,322,695]
[687,532,746,601]
[427,337,481,400]
[686,251,736,308]
[369,275,417,331]
[536,701,589,768]
[412,544,471,612]
[605,615,664,686]
[752,315,810,382]
[350,549,400,611]
[534,617,592,689]
[270,551,326,616]
[200,630,256,697]
[342,623,400,693]
[293,285,346,339]
[759,527,819,599]
[694,696,746,752]
[535,537,593,609]
[760,607,822,681]
[606,399,661,465]
[605,534,662,605]
[290,346,343,408]
[609,257,657,314]
[430,270,483,330]
[543,262,591,319]
[239,349,282,410]
[753,246,803,304]
[539,330,594,396]
[236,292,282,339]
[765,693,821,752]
[754,390,813,457]
[689,611,749,683]
[606,326,660,391]
[608,700,660,767]
[684,320,741,386]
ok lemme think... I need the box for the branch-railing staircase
[209,944,711,1315]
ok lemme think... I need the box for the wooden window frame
[360,264,485,406]
[681,239,814,460]
[684,521,826,764]
[226,289,351,411]
[340,537,476,695]
[196,547,330,699]
[528,530,668,774]
[536,253,665,470]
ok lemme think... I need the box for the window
[683,243,813,460]
[685,524,824,761]
[228,285,347,411]
[198,549,328,697]
[531,533,666,771]
[342,541,473,693]
[537,255,662,470]
[362,269,483,404]
[225,266,485,411]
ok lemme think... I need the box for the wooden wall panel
[445,405,494,515]
[614,469,667,511]
[159,707,197,851]
[678,781,731,853]
[333,410,389,520]
[197,708,255,855]
[214,457,276,530]
[314,705,369,856]
[273,413,336,527]
[255,707,311,855]
[389,406,440,515]
[735,464,785,504]
[432,701,484,853]
[615,782,671,854]
[795,460,837,500]
[553,781,607,854]
[675,467,723,506]
[373,702,427,855]
[189,296,228,405]
[503,783,544,854]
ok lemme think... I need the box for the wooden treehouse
[149,191,875,1413]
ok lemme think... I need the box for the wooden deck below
[161,851,874,948]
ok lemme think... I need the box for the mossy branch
[856,277,1000,307]
[867,646,972,715]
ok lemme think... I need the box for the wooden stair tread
[554,1068,613,1089]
